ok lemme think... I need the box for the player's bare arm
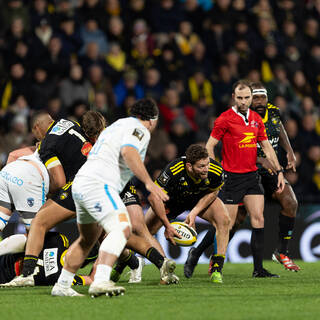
[121,146,169,202]
[184,190,219,230]
[259,140,285,192]
[47,164,66,193]
[279,122,296,172]
[148,192,181,245]
[205,136,219,159]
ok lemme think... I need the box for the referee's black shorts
[218,171,264,205]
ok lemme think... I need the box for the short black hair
[251,81,266,90]
[185,144,209,165]
[129,98,158,121]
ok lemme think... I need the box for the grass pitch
[1,261,320,320]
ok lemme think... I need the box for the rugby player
[1,110,106,287]
[51,98,168,297]
[0,232,98,286]
[138,144,230,284]
[205,80,284,278]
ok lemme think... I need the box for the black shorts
[120,183,141,207]
[52,182,76,212]
[259,169,289,198]
[218,171,264,205]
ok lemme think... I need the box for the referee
[206,80,285,278]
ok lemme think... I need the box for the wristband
[277,169,284,174]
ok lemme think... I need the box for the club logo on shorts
[94,202,102,212]
[27,197,34,207]
[60,192,68,200]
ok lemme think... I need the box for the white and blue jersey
[76,117,150,193]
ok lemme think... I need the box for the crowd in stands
[0,0,320,203]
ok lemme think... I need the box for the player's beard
[252,104,266,117]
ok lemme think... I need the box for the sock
[251,228,264,272]
[0,211,10,231]
[57,269,75,289]
[115,250,139,273]
[210,254,225,273]
[22,255,38,276]
[146,247,164,269]
[94,264,112,282]
[194,227,216,258]
[278,214,295,254]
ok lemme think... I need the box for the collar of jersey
[262,108,269,123]
[46,120,55,133]
[232,106,250,125]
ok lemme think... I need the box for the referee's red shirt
[211,107,268,173]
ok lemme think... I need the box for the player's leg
[272,184,300,271]
[52,222,102,297]
[244,194,278,278]
[200,198,231,283]
[21,200,75,277]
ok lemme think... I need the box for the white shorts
[0,161,46,226]
[72,176,130,233]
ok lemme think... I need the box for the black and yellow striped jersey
[38,119,92,182]
[257,103,281,158]
[155,157,224,209]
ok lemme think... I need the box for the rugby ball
[170,221,197,247]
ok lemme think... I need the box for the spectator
[113,69,144,107]
[174,20,200,56]
[59,64,90,110]
[104,42,126,82]
[143,67,164,102]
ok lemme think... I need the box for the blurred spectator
[29,0,52,30]
[90,90,113,123]
[79,18,108,55]
[113,69,144,107]
[123,0,150,32]
[47,96,66,120]
[174,20,200,56]
[150,0,183,33]
[106,16,127,52]
[55,15,83,56]
[77,0,106,31]
[30,66,56,110]
[303,17,320,48]
[69,99,89,121]
[159,87,196,132]
[186,69,213,106]
[41,36,70,82]
[104,0,122,19]
[105,42,126,81]
[59,64,90,110]
[292,70,313,102]
[143,68,164,102]
[181,0,205,34]
[0,0,30,33]
[87,64,116,110]
[131,19,155,55]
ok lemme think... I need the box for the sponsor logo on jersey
[50,119,74,136]
[0,171,23,186]
[132,128,144,141]
[158,172,170,185]
[250,120,259,128]
[94,202,102,212]
[81,142,92,156]
[239,133,256,148]
[60,192,68,200]
[43,248,58,277]
[27,198,34,207]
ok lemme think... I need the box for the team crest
[250,120,258,128]
[158,172,170,185]
[27,197,34,207]
[271,117,279,124]
[132,128,144,141]
[81,142,92,156]
[60,192,68,200]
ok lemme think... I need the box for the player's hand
[276,172,285,193]
[164,225,181,246]
[146,182,169,202]
[184,213,196,231]
[260,158,276,175]
[286,152,296,172]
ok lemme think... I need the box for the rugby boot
[184,247,199,278]
[51,283,84,297]
[210,271,223,283]
[272,251,301,272]
[0,274,34,287]
[128,257,145,283]
[160,258,179,285]
[89,280,125,297]
[252,268,280,278]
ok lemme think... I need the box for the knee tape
[100,209,132,234]
[99,228,127,257]
[0,211,10,232]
